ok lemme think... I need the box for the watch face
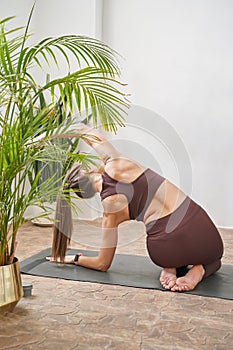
[74,254,79,262]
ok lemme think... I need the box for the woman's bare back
[103,156,187,225]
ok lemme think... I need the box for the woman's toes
[160,268,177,290]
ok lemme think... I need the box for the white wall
[1,0,99,36]
[102,0,233,227]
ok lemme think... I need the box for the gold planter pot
[0,258,24,314]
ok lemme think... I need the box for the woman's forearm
[75,255,108,272]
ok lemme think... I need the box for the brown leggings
[146,197,224,278]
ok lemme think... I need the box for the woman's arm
[74,212,118,271]
[54,123,121,163]
[32,122,121,162]
[74,195,129,271]
[47,211,118,271]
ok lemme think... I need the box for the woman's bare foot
[171,265,205,292]
[160,268,177,290]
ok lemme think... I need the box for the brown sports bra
[100,168,165,221]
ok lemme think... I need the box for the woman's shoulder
[104,156,146,183]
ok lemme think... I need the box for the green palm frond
[0,17,128,129]
[19,35,121,76]
[38,67,129,131]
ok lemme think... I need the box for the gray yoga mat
[20,248,233,300]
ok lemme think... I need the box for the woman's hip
[145,197,224,267]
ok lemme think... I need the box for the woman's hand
[46,253,82,264]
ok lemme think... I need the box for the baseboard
[218,226,233,231]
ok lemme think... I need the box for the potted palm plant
[0,7,128,313]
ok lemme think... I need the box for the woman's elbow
[98,261,111,272]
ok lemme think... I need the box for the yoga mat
[20,248,233,300]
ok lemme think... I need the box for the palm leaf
[20,35,120,77]
[36,67,129,130]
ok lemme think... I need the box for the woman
[48,124,224,292]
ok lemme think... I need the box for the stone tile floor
[0,220,233,350]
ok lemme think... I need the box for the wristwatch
[74,253,81,263]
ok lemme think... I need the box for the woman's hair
[51,164,96,262]
[68,166,96,199]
